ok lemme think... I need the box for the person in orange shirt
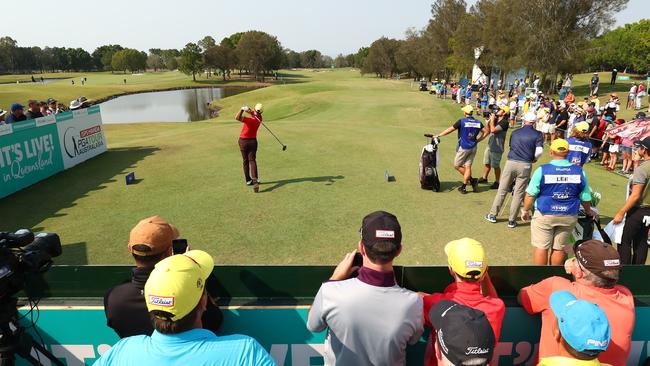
[518,240,634,366]
[235,103,264,192]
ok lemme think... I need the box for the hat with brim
[0,109,7,118]
[461,105,474,114]
[69,100,82,110]
[551,138,570,153]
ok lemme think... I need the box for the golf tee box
[125,172,136,185]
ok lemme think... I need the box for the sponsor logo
[0,124,13,136]
[604,259,620,267]
[465,260,483,268]
[148,295,174,307]
[63,125,104,159]
[375,230,395,239]
[466,347,489,355]
[550,205,570,212]
[586,339,608,347]
[552,192,570,200]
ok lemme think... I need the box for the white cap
[523,112,537,123]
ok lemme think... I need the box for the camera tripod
[0,297,64,366]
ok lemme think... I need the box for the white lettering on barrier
[291,344,324,365]
[270,344,289,365]
[50,345,96,366]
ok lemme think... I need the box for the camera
[0,229,62,300]
[483,104,499,118]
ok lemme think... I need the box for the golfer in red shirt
[235,103,263,192]
[421,238,505,366]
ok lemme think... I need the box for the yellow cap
[445,238,486,279]
[499,105,510,114]
[575,121,590,132]
[144,250,214,321]
[550,138,570,153]
[254,103,264,113]
[461,105,474,114]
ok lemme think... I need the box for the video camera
[0,230,62,300]
[483,104,499,119]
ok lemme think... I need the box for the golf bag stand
[420,134,441,192]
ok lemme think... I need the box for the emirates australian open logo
[64,125,104,158]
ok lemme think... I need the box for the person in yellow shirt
[538,291,612,366]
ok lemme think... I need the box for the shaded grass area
[0,69,635,265]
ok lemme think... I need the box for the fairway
[0,69,631,266]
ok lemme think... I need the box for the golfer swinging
[235,103,264,193]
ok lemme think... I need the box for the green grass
[0,69,639,265]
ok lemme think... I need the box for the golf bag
[420,134,441,192]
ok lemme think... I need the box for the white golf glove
[241,106,251,112]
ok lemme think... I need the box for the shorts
[609,144,620,153]
[590,138,601,147]
[621,146,632,154]
[482,147,503,168]
[531,211,578,250]
[454,147,477,167]
[510,111,516,119]
[541,123,555,134]
[603,142,611,152]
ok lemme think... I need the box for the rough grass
[0,69,640,265]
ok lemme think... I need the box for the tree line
[345,0,633,92]
[0,31,334,81]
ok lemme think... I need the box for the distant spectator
[307,211,423,366]
[429,300,495,366]
[421,238,504,366]
[38,101,48,115]
[69,99,83,110]
[628,83,637,110]
[611,68,618,85]
[5,103,26,124]
[554,103,569,139]
[57,102,67,112]
[24,99,44,119]
[104,216,222,339]
[636,83,646,110]
[590,73,600,96]
[566,122,593,167]
[519,240,633,365]
[613,136,650,264]
[564,89,575,106]
[479,105,510,189]
[94,250,274,366]
[46,98,59,115]
[485,112,543,228]
[537,291,611,365]
[521,139,593,265]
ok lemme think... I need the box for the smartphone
[172,239,188,255]
[352,252,363,268]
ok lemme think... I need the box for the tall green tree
[236,31,283,81]
[198,36,216,52]
[425,0,467,77]
[179,42,204,81]
[204,44,236,80]
[92,44,124,71]
[365,37,401,78]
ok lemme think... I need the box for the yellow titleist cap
[461,105,474,114]
[445,238,487,279]
[550,138,570,153]
[144,250,214,321]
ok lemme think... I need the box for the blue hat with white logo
[550,291,610,356]
[10,103,23,111]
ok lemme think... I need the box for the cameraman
[479,105,511,189]
[103,216,223,338]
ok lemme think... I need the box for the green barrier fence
[14,265,650,365]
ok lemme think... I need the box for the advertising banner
[0,106,107,198]
[17,306,650,366]
[56,106,107,169]
[0,120,64,198]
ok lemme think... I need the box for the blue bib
[458,117,483,150]
[566,137,592,167]
[537,163,585,215]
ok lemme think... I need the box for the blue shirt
[507,125,544,163]
[566,137,592,166]
[526,160,592,215]
[453,117,483,150]
[93,329,276,366]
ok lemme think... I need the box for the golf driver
[261,122,287,151]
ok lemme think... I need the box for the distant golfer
[436,105,488,194]
[235,103,264,193]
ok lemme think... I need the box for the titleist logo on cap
[465,260,483,268]
[148,295,174,307]
[375,230,395,238]
[604,259,620,267]
[465,347,489,355]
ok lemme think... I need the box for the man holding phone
[104,216,223,338]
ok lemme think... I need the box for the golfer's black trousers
[238,138,258,182]
[619,206,650,264]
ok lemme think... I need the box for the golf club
[261,122,287,151]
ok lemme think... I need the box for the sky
[3,0,647,57]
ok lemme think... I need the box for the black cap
[634,137,650,150]
[635,111,646,120]
[430,300,495,366]
[360,211,402,249]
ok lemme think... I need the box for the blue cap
[47,98,56,104]
[550,291,610,355]
[10,103,23,111]
[604,115,613,121]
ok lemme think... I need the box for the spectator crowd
[0,96,94,124]
[93,213,635,365]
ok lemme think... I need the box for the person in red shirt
[518,240,634,366]
[235,103,263,192]
[421,238,505,366]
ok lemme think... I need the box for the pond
[99,87,254,123]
